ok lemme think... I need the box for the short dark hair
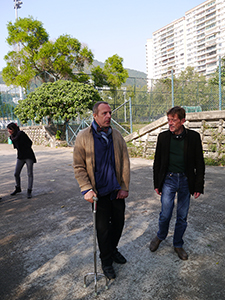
[92,101,110,114]
[167,106,186,120]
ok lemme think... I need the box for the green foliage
[0,101,16,118]
[2,17,48,90]
[209,56,225,85]
[55,130,61,140]
[36,35,93,82]
[103,55,129,90]
[2,17,94,91]
[126,142,144,158]
[206,126,225,157]
[6,17,49,49]
[91,65,108,87]
[0,135,8,144]
[91,55,129,91]
[14,80,101,124]
[89,60,147,88]
[204,156,225,166]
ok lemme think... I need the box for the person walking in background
[73,101,130,280]
[7,122,36,199]
[149,106,205,260]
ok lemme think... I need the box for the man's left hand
[117,190,129,199]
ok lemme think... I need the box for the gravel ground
[0,143,225,300]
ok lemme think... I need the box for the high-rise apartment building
[146,0,225,83]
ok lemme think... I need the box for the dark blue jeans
[157,172,190,247]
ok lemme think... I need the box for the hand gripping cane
[84,196,108,296]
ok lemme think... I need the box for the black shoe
[149,236,162,252]
[102,265,116,280]
[112,250,127,264]
[27,189,32,199]
[10,186,21,196]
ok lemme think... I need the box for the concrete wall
[125,110,225,159]
[0,125,58,147]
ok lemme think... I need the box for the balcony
[168,52,175,58]
[206,59,217,66]
[197,43,205,49]
[205,22,216,31]
[206,44,216,51]
[205,11,216,19]
[206,53,217,62]
[197,57,206,63]
[206,6,216,14]
[197,33,205,39]
[207,50,217,57]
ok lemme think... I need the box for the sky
[0,0,205,73]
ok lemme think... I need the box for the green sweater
[168,136,185,173]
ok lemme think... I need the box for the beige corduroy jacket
[73,126,130,194]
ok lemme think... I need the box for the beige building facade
[146,0,225,83]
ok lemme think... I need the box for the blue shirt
[82,122,121,198]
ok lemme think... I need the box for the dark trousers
[96,194,125,266]
[14,159,34,190]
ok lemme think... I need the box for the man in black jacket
[149,106,205,260]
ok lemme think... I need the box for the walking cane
[84,196,108,296]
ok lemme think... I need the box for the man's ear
[181,118,186,125]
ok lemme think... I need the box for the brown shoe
[149,236,162,252]
[174,247,188,260]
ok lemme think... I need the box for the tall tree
[103,54,128,90]
[91,54,128,90]
[2,17,49,90]
[2,17,94,91]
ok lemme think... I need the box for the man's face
[94,103,112,127]
[167,113,185,135]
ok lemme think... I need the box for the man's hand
[194,192,201,199]
[84,190,97,203]
[155,188,162,195]
[117,190,129,199]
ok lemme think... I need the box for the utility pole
[13,0,23,100]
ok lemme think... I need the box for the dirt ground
[0,143,225,300]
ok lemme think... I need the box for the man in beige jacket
[73,101,130,280]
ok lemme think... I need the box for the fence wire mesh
[0,76,224,129]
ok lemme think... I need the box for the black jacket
[11,131,36,163]
[153,128,205,195]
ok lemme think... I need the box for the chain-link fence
[97,77,224,126]
[0,76,224,129]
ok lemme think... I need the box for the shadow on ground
[0,144,224,300]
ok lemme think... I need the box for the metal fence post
[219,56,222,111]
[66,122,68,144]
[129,97,133,133]
[171,70,174,107]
